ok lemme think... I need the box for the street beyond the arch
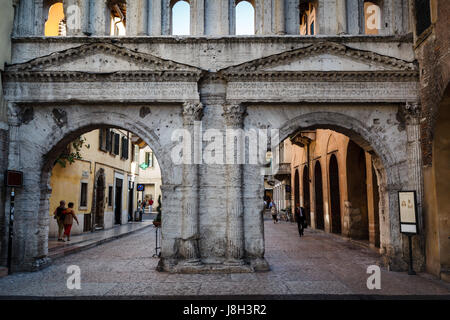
[1,219,448,298]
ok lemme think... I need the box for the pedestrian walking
[148,198,154,213]
[294,203,306,237]
[53,200,66,242]
[270,200,278,223]
[63,202,79,241]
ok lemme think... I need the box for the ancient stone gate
[1,0,424,273]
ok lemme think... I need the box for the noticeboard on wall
[398,191,419,235]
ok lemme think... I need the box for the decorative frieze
[226,81,420,103]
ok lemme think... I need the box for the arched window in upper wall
[364,1,381,35]
[235,1,255,35]
[108,0,126,36]
[45,2,66,36]
[171,0,190,35]
[414,0,431,36]
[299,1,316,35]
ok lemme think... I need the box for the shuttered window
[99,128,110,152]
[80,182,88,208]
[106,129,112,152]
[112,133,120,155]
[145,151,154,167]
[121,136,129,160]
[108,186,113,206]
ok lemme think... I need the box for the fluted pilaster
[223,103,246,265]
[403,102,424,229]
[180,102,203,265]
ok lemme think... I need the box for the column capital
[182,101,203,125]
[403,102,421,124]
[222,103,246,127]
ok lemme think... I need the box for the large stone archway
[1,38,424,273]
[243,106,423,270]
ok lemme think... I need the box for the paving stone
[0,221,449,297]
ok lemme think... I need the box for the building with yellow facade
[48,128,162,237]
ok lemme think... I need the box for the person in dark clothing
[294,203,306,237]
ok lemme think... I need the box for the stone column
[223,103,246,265]
[88,0,110,36]
[274,0,286,34]
[63,0,90,36]
[161,0,171,35]
[126,0,148,36]
[285,0,300,35]
[204,0,231,35]
[149,0,162,35]
[14,0,37,36]
[254,0,273,35]
[180,102,203,265]
[317,0,338,35]
[190,0,205,35]
[336,0,347,34]
[403,102,424,228]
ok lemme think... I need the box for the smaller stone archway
[302,165,311,226]
[314,160,325,230]
[346,140,369,240]
[329,154,341,234]
[294,168,300,207]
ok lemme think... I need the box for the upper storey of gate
[13,0,411,37]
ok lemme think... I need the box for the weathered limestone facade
[1,0,426,274]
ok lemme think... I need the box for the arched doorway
[329,154,341,234]
[302,165,311,226]
[346,140,369,240]
[314,161,324,230]
[294,169,300,207]
[93,169,106,230]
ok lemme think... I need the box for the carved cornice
[221,41,418,74]
[7,42,202,73]
[222,104,246,127]
[2,71,203,82]
[223,70,419,82]
[183,102,204,125]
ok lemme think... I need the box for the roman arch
[1,0,424,273]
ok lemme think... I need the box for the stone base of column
[224,258,245,266]
[31,256,52,272]
[182,258,202,266]
[157,257,269,273]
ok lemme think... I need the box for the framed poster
[398,191,418,234]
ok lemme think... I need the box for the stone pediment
[221,42,417,77]
[6,42,202,75]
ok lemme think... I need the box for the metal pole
[408,235,416,275]
[7,187,15,275]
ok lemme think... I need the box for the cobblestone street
[0,220,449,298]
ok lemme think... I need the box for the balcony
[273,163,291,181]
